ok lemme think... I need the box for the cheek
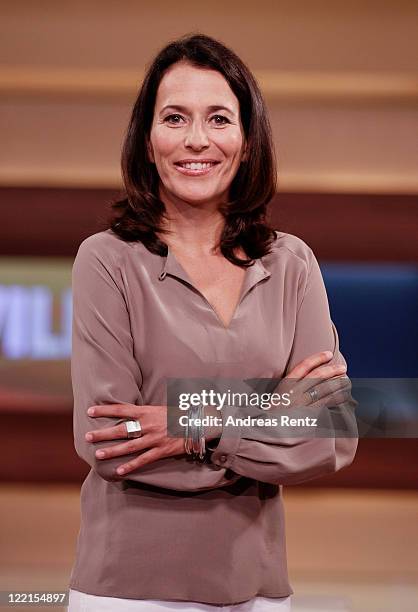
[214,131,244,160]
[151,128,179,159]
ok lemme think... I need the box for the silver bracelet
[184,403,194,455]
[184,402,206,460]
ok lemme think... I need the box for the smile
[174,162,220,176]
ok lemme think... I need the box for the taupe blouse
[69,228,358,604]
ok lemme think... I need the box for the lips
[173,161,220,176]
[174,161,220,168]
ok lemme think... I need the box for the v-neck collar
[158,245,272,330]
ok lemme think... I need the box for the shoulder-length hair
[107,32,278,266]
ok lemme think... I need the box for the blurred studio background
[0,2,417,611]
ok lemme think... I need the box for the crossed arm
[71,238,358,490]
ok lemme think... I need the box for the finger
[324,387,354,408]
[286,374,352,409]
[279,366,347,399]
[87,403,140,418]
[306,386,354,412]
[95,436,151,460]
[86,422,132,443]
[285,351,333,380]
[301,373,351,396]
[116,447,162,476]
[304,363,347,380]
[321,374,352,394]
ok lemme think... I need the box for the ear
[146,140,155,164]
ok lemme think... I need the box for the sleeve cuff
[209,403,244,470]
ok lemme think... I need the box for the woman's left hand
[85,403,185,476]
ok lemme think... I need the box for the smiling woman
[107,33,277,267]
[68,32,357,612]
[146,63,247,206]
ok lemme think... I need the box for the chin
[174,190,220,204]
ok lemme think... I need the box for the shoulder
[72,230,142,289]
[264,230,315,273]
[73,229,143,273]
[75,229,131,260]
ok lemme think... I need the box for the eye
[163,113,185,125]
[211,115,230,125]
[163,113,231,126]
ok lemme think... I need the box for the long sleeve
[71,237,145,482]
[209,248,359,485]
[71,237,243,491]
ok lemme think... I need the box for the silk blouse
[68,228,358,604]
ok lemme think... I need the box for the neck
[158,185,227,255]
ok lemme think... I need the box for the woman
[68,33,358,611]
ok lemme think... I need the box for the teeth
[179,162,214,170]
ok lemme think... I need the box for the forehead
[155,61,239,110]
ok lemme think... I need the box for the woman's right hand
[276,351,352,411]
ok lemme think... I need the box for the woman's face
[147,61,247,208]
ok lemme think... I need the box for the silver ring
[308,388,318,403]
[124,419,142,439]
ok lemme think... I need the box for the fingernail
[87,408,94,416]
[117,467,126,475]
[85,433,93,441]
[96,450,105,458]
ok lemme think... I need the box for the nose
[184,120,210,150]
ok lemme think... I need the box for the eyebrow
[159,104,236,116]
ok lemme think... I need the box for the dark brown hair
[107,32,278,266]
